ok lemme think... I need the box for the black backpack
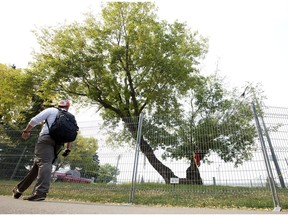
[46,108,79,143]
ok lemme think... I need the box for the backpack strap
[45,119,50,129]
[45,108,61,129]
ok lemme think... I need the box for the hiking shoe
[23,193,46,201]
[12,187,22,199]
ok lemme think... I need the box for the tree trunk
[181,159,203,185]
[123,118,203,184]
[139,137,177,183]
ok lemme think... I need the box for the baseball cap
[58,100,71,107]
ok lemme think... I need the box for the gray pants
[16,135,58,194]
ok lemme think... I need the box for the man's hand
[21,131,30,140]
[62,148,71,157]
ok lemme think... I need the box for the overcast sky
[1,0,288,109]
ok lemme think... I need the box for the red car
[52,170,93,184]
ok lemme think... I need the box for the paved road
[0,195,286,214]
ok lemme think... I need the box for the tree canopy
[30,2,208,120]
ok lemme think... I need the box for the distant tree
[53,135,100,178]
[0,63,33,126]
[95,163,119,183]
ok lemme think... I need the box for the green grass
[1,180,287,211]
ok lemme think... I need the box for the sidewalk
[0,195,285,214]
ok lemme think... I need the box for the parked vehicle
[52,169,93,184]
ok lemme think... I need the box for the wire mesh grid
[0,106,287,204]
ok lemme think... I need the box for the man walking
[12,100,77,201]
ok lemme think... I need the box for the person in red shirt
[194,150,201,167]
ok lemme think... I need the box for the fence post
[260,116,286,189]
[251,103,281,212]
[129,113,144,203]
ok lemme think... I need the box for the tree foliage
[0,64,34,126]
[95,163,120,183]
[30,2,207,119]
[162,75,263,167]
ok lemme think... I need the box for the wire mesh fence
[0,105,287,209]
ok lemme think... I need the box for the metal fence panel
[0,106,287,209]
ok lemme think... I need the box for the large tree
[158,76,262,184]
[28,2,261,184]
